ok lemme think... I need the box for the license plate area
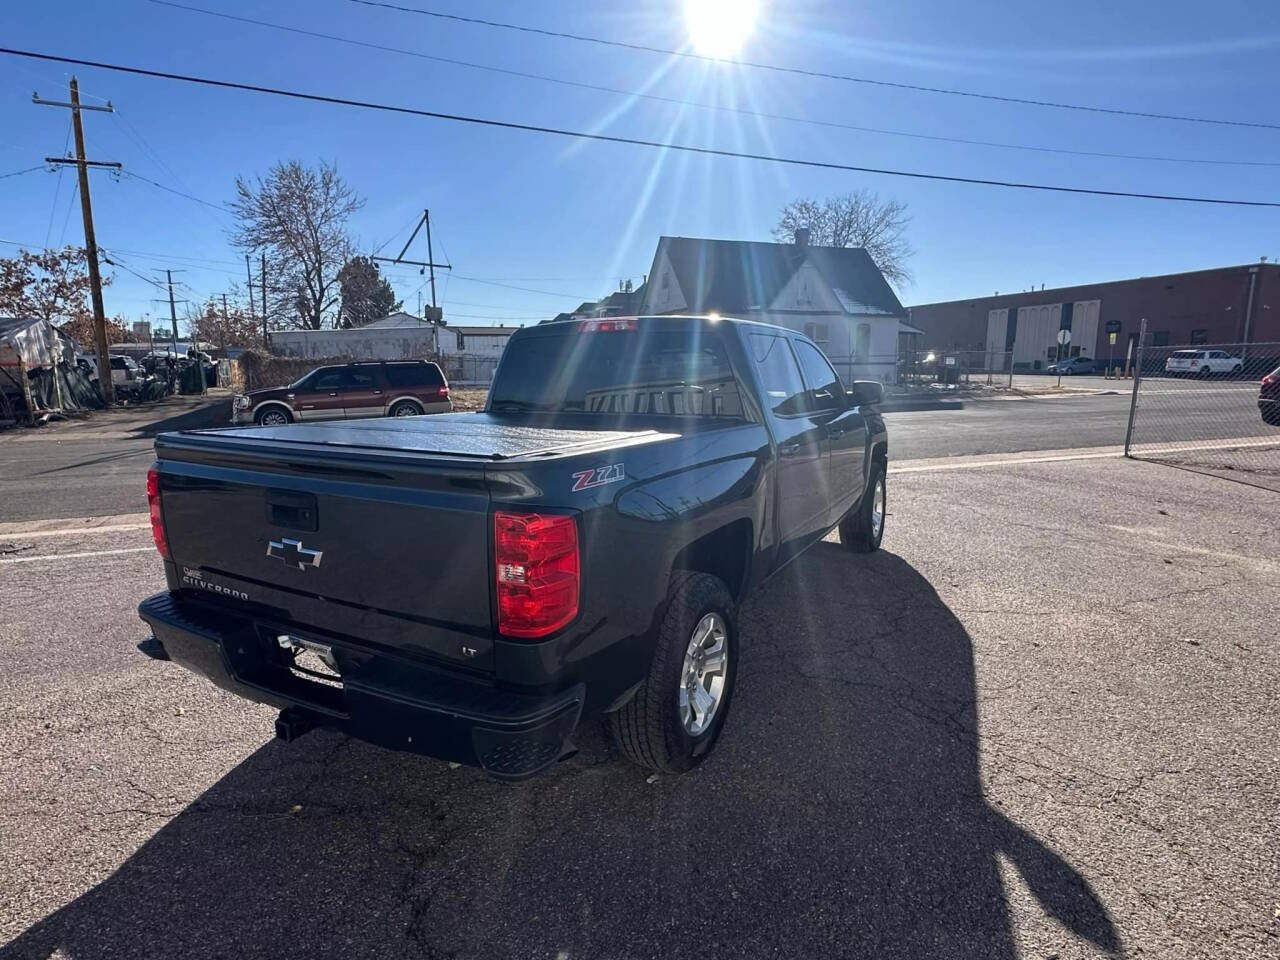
[277,634,344,690]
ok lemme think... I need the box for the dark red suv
[232,361,451,426]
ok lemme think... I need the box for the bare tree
[231,161,363,330]
[773,190,914,289]
[0,246,105,326]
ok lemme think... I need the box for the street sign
[1056,328,1072,346]
[1105,319,1122,334]
[1109,332,1117,345]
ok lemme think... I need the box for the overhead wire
[4,48,1277,209]
[344,0,1280,132]
[0,165,48,180]
[148,0,1280,170]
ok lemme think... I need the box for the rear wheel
[1198,366,1212,378]
[390,400,423,417]
[1232,364,1243,375]
[255,407,291,426]
[608,572,737,774]
[839,461,886,553]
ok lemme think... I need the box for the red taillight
[494,511,579,638]
[437,384,449,398]
[1263,373,1276,386]
[146,468,170,559]
[579,318,637,332]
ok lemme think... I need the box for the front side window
[310,368,347,390]
[793,339,844,413]
[748,333,807,417]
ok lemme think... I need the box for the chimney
[794,227,810,247]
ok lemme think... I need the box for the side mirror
[848,380,884,407]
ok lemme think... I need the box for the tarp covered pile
[0,315,105,420]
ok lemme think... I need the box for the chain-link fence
[1124,339,1280,491]
[898,349,1015,388]
[439,355,499,385]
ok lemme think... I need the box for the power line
[120,169,230,212]
[0,165,47,180]
[150,0,1280,170]
[4,47,1279,210]
[347,0,1280,133]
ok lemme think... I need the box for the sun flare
[684,0,760,59]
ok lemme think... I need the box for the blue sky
[1,0,1278,329]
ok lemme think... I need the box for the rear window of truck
[490,325,746,419]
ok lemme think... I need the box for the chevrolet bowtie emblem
[267,537,323,571]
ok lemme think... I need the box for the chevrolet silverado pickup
[138,315,888,779]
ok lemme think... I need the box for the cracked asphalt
[1,456,1277,959]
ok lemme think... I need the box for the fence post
[1123,318,1147,457]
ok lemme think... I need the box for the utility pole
[424,208,437,311]
[166,270,181,354]
[34,78,120,405]
[372,207,451,321]
[260,253,268,348]
[245,253,256,328]
[221,293,230,354]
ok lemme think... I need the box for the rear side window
[748,334,807,417]
[385,362,444,388]
[348,368,378,388]
[793,340,844,413]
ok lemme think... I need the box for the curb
[879,399,965,412]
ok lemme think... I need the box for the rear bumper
[137,592,585,780]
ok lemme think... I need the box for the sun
[684,0,760,59]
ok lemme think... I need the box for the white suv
[1164,349,1243,377]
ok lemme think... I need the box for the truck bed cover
[177,413,675,462]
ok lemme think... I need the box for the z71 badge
[572,463,625,492]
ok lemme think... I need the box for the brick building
[907,261,1278,371]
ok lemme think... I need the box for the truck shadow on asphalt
[3,548,1120,959]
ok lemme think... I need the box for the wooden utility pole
[260,253,268,348]
[424,209,437,311]
[166,270,180,353]
[34,78,120,404]
[372,208,451,321]
[220,293,230,354]
[245,253,256,328]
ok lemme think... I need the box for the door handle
[829,427,845,438]
[328,392,338,397]
[779,441,801,457]
[373,389,382,395]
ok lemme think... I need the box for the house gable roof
[651,236,904,317]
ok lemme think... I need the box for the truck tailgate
[153,416,669,675]
[156,437,499,672]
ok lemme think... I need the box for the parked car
[139,315,889,779]
[1047,356,1096,375]
[1260,365,1280,425]
[1164,349,1243,377]
[76,353,140,387]
[231,360,451,425]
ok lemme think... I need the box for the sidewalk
[1,390,233,442]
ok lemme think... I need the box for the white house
[639,232,909,384]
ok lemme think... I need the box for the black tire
[608,572,737,774]
[390,400,423,417]
[254,406,291,426]
[1198,366,1212,378]
[1263,408,1280,427]
[839,460,886,553]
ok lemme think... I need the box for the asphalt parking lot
[2,453,1277,959]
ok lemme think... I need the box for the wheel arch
[252,400,293,422]
[670,518,753,603]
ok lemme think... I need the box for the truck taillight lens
[146,468,170,559]
[494,511,579,638]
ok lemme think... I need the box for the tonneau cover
[199,412,670,461]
